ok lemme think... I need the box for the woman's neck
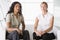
[42,10,47,17]
[42,10,47,15]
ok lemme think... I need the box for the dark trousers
[33,32,55,40]
[6,30,30,40]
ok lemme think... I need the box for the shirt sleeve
[36,14,41,20]
[6,14,11,22]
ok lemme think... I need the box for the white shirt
[6,13,24,28]
[37,12,53,33]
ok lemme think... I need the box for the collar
[41,12,48,17]
[11,12,20,16]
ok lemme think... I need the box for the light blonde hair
[41,2,48,8]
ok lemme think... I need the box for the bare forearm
[34,24,38,32]
[21,20,25,32]
[34,22,38,32]
[7,27,17,32]
[44,16,54,33]
[44,26,53,33]
[22,24,25,32]
[22,26,25,31]
[34,27,37,32]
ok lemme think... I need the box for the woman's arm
[21,20,25,32]
[44,16,54,33]
[6,22,18,32]
[34,17,39,32]
[34,17,42,36]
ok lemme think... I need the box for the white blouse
[37,12,54,33]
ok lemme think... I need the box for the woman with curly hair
[6,1,30,40]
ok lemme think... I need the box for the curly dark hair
[7,1,22,15]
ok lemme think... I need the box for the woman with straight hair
[33,2,55,40]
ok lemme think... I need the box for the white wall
[0,0,54,25]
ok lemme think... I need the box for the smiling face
[14,3,20,14]
[40,2,48,12]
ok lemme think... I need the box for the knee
[23,30,29,34]
[42,33,49,40]
[33,32,36,39]
[11,30,18,35]
[33,32,36,36]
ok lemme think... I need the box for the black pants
[33,32,55,40]
[6,30,30,40]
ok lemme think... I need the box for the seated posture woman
[33,2,55,40]
[6,1,30,40]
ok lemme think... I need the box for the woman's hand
[13,28,22,34]
[15,26,22,34]
[35,31,41,36]
[37,30,46,36]
[39,31,46,35]
[16,28,22,34]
